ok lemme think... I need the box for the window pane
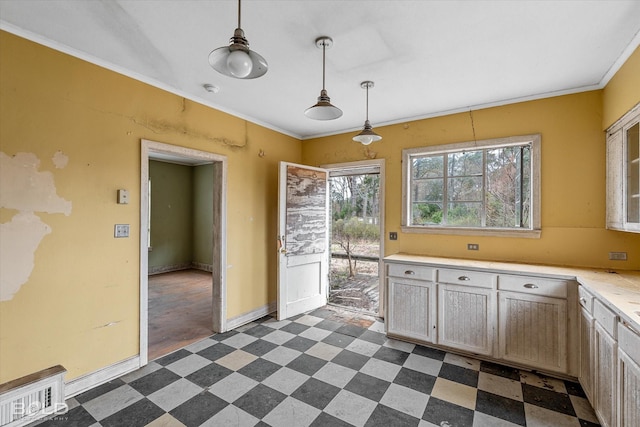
[412,178,443,202]
[448,151,482,176]
[447,202,482,226]
[412,203,443,225]
[626,123,639,223]
[486,146,531,228]
[448,176,482,202]
[412,155,444,179]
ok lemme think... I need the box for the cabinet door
[594,322,617,427]
[618,324,640,427]
[579,308,594,402]
[499,292,567,373]
[437,284,495,355]
[606,104,640,232]
[387,278,434,343]
[606,128,625,230]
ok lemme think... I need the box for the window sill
[401,226,541,239]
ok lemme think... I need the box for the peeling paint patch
[52,151,69,169]
[0,212,51,301]
[1,151,72,301]
[0,152,72,215]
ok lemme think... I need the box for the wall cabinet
[606,103,640,233]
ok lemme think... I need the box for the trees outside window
[403,134,540,237]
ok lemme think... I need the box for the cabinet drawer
[618,322,640,366]
[498,274,568,298]
[437,268,496,289]
[387,263,435,281]
[578,286,594,313]
[593,298,618,338]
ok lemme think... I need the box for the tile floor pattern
[38,307,601,427]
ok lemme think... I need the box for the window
[402,134,540,237]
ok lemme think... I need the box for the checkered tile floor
[38,307,600,427]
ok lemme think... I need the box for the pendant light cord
[322,43,326,91]
[237,0,242,28]
[365,85,369,120]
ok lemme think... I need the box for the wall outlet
[114,224,130,238]
[389,232,398,241]
[467,243,479,250]
[609,251,627,261]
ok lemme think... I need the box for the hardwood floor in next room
[148,269,213,361]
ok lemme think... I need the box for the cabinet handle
[404,270,415,275]
[579,297,587,304]
[458,276,471,281]
[524,283,538,289]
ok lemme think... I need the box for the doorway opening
[140,140,227,366]
[324,160,385,317]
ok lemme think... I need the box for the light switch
[117,189,129,204]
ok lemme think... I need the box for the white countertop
[384,253,640,331]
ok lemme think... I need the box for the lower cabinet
[499,291,567,373]
[387,278,435,343]
[617,323,640,427]
[579,307,595,402]
[385,259,639,427]
[437,284,495,355]
[593,299,618,427]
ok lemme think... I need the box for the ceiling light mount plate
[315,36,333,49]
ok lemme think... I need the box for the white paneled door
[277,162,329,320]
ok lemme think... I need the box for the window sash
[402,134,540,236]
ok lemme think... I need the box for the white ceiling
[1,0,640,140]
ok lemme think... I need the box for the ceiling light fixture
[305,36,342,120]
[353,81,382,145]
[208,0,267,79]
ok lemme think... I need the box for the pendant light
[208,0,267,79]
[305,36,342,120]
[353,81,382,145]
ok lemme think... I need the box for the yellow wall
[2,28,639,386]
[0,31,301,383]
[303,90,640,270]
[603,46,640,129]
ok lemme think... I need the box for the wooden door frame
[320,159,386,318]
[140,139,227,366]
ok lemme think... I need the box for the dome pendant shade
[353,81,381,145]
[208,1,267,79]
[305,89,343,120]
[353,120,382,145]
[305,36,342,120]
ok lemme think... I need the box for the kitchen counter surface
[384,253,640,331]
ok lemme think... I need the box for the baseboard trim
[148,263,213,275]
[64,356,140,398]
[226,301,276,330]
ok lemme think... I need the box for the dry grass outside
[329,241,380,314]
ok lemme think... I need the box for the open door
[277,162,329,320]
